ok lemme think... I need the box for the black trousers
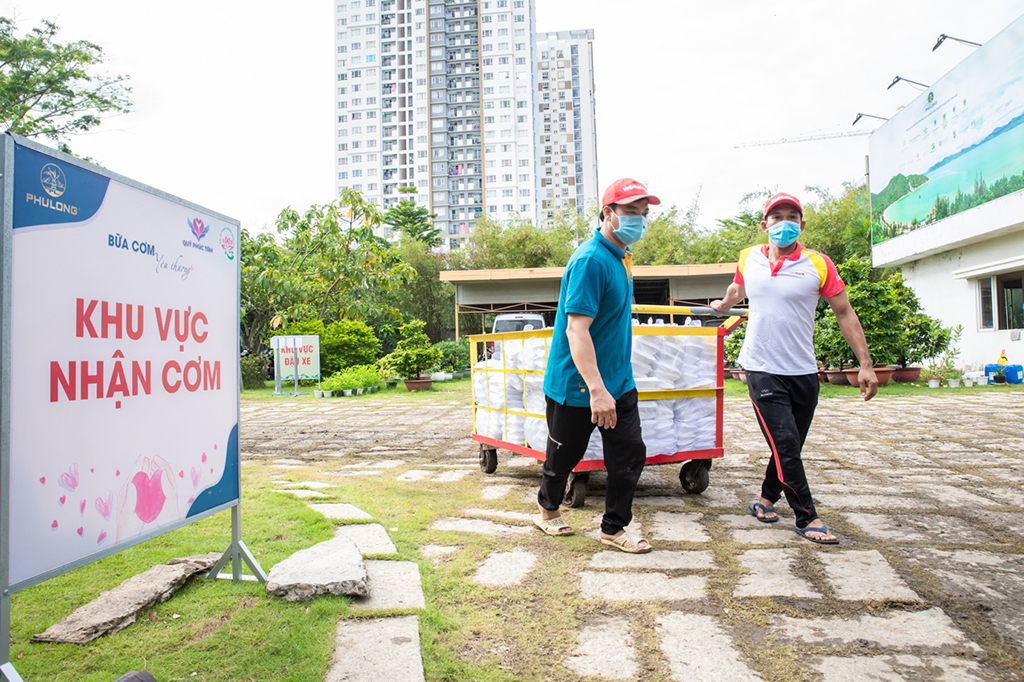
[746,371,820,528]
[538,389,647,535]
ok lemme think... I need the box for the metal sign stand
[272,342,304,396]
[206,505,267,583]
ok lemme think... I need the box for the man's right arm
[565,312,617,429]
[711,282,746,312]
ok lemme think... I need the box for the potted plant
[384,320,442,391]
[944,368,962,388]
[993,367,1008,384]
[920,368,942,388]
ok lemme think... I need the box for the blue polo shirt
[544,230,635,406]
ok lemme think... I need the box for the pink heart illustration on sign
[178,470,184,479]
[95,492,112,519]
[131,470,166,524]
[59,464,79,491]
[51,520,58,529]
[77,527,84,536]
[201,453,207,463]
[187,496,195,504]
[116,469,120,476]
[190,467,200,487]
[39,476,46,485]
[59,495,66,505]
[97,530,107,544]
[79,499,86,514]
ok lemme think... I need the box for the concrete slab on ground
[819,550,921,602]
[333,523,397,555]
[325,615,424,682]
[580,571,705,601]
[657,612,764,682]
[472,550,537,586]
[353,560,426,611]
[309,503,373,521]
[564,616,636,680]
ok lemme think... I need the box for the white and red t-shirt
[734,243,845,375]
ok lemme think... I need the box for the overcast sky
[7,0,1024,233]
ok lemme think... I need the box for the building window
[999,273,1024,329]
[980,277,995,330]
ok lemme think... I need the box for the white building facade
[873,193,1024,370]
[534,30,599,223]
[334,0,598,248]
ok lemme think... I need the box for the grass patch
[722,377,1024,399]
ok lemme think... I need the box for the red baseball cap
[763,192,802,217]
[601,178,661,208]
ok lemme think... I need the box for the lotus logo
[220,227,235,260]
[41,163,66,198]
[188,217,210,241]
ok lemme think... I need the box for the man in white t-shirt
[711,192,877,544]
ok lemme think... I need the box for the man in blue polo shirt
[533,178,658,554]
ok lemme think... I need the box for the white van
[492,313,547,333]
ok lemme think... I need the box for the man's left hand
[858,367,878,401]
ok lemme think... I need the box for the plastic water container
[986,363,1023,383]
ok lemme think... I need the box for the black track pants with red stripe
[746,371,820,528]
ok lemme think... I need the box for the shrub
[382,320,441,379]
[273,318,381,377]
[240,355,267,390]
[435,339,470,372]
[322,320,381,374]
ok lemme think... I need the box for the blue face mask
[613,214,647,245]
[768,220,801,248]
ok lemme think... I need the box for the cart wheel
[479,447,498,474]
[679,460,710,494]
[564,472,588,508]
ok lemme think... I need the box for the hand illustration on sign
[116,454,180,542]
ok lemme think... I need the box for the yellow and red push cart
[469,305,745,506]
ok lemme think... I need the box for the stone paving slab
[333,523,398,556]
[272,488,328,498]
[353,560,426,611]
[481,484,518,499]
[589,550,715,571]
[657,613,764,681]
[632,495,689,508]
[472,550,537,586]
[819,550,921,602]
[564,616,637,679]
[814,494,937,510]
[433,469,473,482]
[309,503,373,521]
[899,548,1024,655]
[844,513,995,544]
[773,607,979,651]
[396,470,432,481]
[808,654,990,682]
[419,545,458,563]
[734,548,821,598]
[431,517,532,536]
[580,571,706,601]
[464,508,534,523]
[325,615,424,682]
[649,512,710,543]
[280,480,334,489]
[265,538,367,602]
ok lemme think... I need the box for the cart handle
[632,304,746,317]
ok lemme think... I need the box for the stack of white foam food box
[473,320,717,460]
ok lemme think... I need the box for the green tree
[384,186,440,247]
[453,214,575,269]
[0,18,132,148]
[239,227,304,355]
[801,183,872,263]
[276,189,415,322]
[389,235,455,342]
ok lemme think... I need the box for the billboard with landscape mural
[869,14,1024,245]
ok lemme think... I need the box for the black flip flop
[794,524,840,545]
[748,502,779,524]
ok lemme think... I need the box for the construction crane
[734,129,874,149]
